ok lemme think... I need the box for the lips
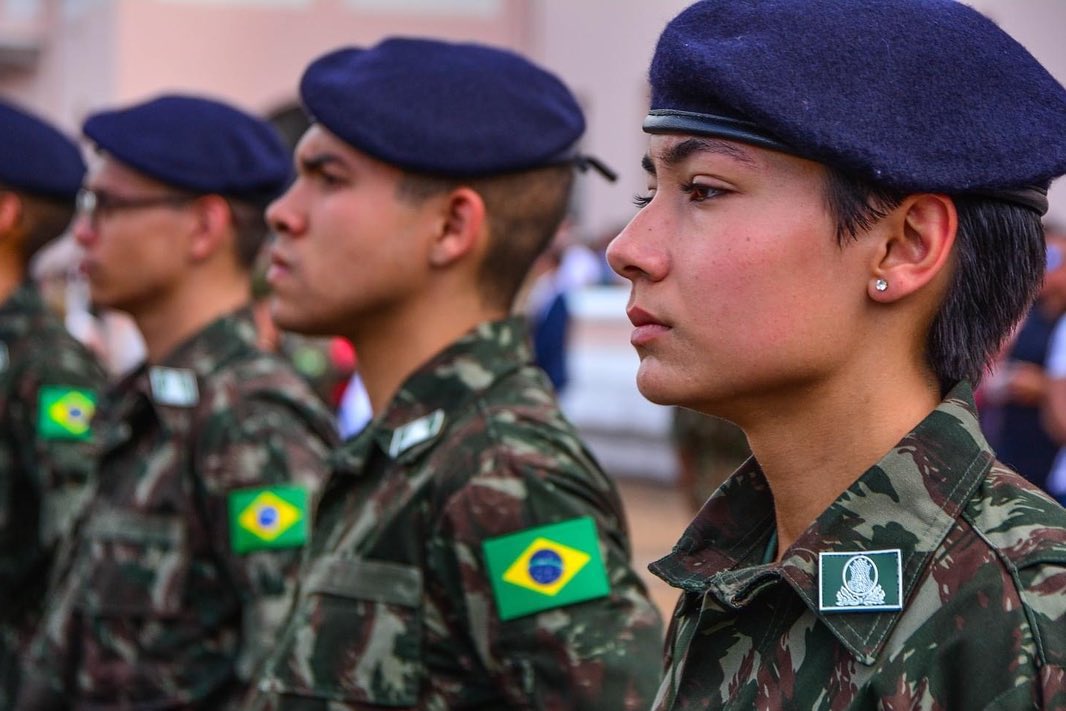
[627,306,670,346]
[266,248,293,284]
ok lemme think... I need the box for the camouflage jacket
[0,282,105,704]
[20,308,338,710]
[650,382,1066,710]
[245,317,664,710]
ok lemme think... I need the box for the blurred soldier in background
[0,100,106,709]
[18,95,338,709]
[670,408,749,512]
[244,37,663,710]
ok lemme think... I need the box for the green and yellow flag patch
[37,386,97,440]
[483,516,610,620]
[228,485,309,554]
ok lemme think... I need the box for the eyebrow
[642,137,758,175]
[298,152,347,174]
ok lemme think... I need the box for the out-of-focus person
[18,95,338,709]
[243,37,663,710]
[981,223,1066,493]
[607,1,1066,708]
[670,407,750,512]
[0,99,106,709]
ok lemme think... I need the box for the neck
[350,289,505,415]
[133,274,251,363]
[0,254,25,304]
[731,356,941,559]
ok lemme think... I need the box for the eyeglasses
[76,188,196,226]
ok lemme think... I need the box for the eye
[317,171,345,187]
[680,181,724,202]
[632,193,652,209]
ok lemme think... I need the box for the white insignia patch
[149,366,199,407]
[389,409,445,458]
[819,548,903,613]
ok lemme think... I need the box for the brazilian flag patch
[482,516,610,620]
[228,485,309,554]
[37,386,97,440]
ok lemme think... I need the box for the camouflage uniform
[0,282,105,708]
[20,308,337,709]
[650,382,1066,710]
[670,408,750,511]
[246,317,664,710]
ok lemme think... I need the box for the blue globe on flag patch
[257,505,279,529]
[528,549,564,584]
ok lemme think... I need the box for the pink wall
[110,0,532,116]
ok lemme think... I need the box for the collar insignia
[149,366,199,407]
[819,549,903,613]
[388,409,445,458]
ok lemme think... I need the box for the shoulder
[189,350,338,459]
[9,312,104,389]
[965,462,1066,566]
[423,365,626,539]
[962,462,1066,666]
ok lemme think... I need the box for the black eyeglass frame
[76,188,198,225]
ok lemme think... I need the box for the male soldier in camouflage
[0,100,106,709]
[17,95,338,709]
[243,38,663,709]
[606,1,1066,708]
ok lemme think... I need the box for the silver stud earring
[874,278,889,292]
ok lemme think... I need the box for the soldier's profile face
[606,134,876,418]
[72,157,195,315]
[265,125,438,339]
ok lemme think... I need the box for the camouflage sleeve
[193,387,336,681]
[11,343,105,551]
[430,452,664,710]
[1020,561,1066,708]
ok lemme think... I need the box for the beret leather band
[644,109,794,155]
[644,109,1050,216]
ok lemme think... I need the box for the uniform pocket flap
[84,507,184,546]
[304,556,422,607]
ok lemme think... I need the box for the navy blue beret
[0,99,85,200]
[648,0,1066,210]
[83,94,291,203]
[300,38,588,177]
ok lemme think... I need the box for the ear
[868,194,956,302]
[0,192,24,239]
[187,195,232,263]
[428,187,486,268]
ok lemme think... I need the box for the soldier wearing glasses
[18,95,338,709]
[0,99,106,709]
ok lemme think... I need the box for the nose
[606,209,668,283]
[71,212,95,248]
[265,184,306,238]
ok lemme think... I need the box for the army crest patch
[483,516,610,620]
[37,386,97,440]
[228,485,309,554]
[818,549,903,612]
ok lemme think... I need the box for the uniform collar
[331,317,533,475]
[103,307,258,429]
[651,382,993,665]
[0,280,45,324]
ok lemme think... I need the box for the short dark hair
[823,170,1045,392]
[7,190,77,262]
[397,165,575,308]
[226,197,272,270]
